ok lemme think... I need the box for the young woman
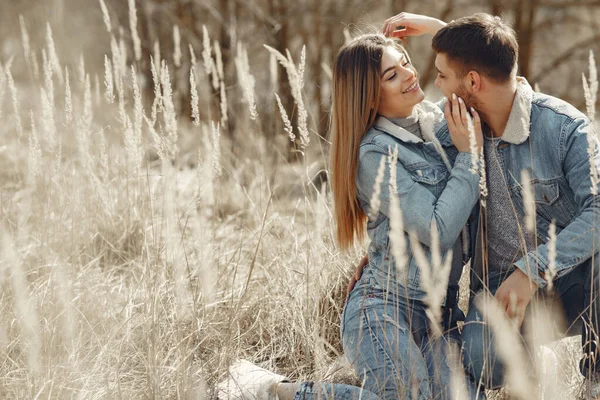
[219,17,483,400]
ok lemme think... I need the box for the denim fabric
[339,265,476,400]
[356,100,480,300]
[469,78,600,290]
[292,381,379,400]
[462,256,600,390]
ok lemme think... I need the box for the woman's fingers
[451,93,462,128]
[444,98,456,132]
[458,97,468,126]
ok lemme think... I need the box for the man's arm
[514,117,600,289]
[496,117,600,325]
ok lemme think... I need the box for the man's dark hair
[432,13,518,83]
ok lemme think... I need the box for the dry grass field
[0,2,598,399]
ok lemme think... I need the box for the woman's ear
[467,71,481,93]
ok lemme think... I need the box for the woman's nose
[400,66,415,81]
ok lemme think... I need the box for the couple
[220,12,600,400]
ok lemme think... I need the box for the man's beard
[455,83,480,112]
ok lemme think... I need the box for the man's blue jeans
[462,256,600,390]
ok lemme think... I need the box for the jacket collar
[500,77,534,145]
[373,116,424,144]
[372,101,448,145]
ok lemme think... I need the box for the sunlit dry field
[0,1,598,399]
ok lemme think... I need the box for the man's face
[434,53,477,109]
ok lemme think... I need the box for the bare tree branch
[539,0,600,7]
[530,33,600,83]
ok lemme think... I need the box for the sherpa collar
[373,101,446,145]
[500,77,533,145]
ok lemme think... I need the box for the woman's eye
[387,73,396,81]
[402,61,410,67]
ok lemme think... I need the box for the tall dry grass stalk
[274,93,294,142]
[235,43,258,120]
[28,110,41,185]
[173,26,182,68]
[220,83,228,127]
[64,67,73,125]
[211,121,222,178]
[387,146,408,280]
[264,44,310,148]
[98,0,111,33]
[131,65,143,172]
[104,55,115,103]
[150,55,161,124]
[160,60,179,160]
[19,16,32,76]
[42,49,55,114]
[190,68,200,125]
[409,227,452,338]
[583,50,598,122]
[129,0,141,62]
[546,221,557,292]
[45,23,63,84]
[0,63,7,123]
[368,156,387,220]
[521,170,536,233]
[40,86,56,151]
[476,294,537,399]
[201,25,212,75]
[6,67,24,138]
[2,232,42,379]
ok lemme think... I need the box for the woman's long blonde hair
[330,34,407,251]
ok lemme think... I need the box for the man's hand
[382,13,446,38]
[494,268,538,327]
[346,254,369,297]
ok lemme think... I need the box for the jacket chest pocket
[511,178,575,228]
[532,180,576,227]
[405,163,449,196]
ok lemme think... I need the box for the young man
[380,12,600,396]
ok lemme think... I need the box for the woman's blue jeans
[292,266,471,399]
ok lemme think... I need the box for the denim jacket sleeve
[514,117,600,288]
[357,143,480,250]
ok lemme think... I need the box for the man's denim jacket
[356,100,480,301]
[470,78,600,291]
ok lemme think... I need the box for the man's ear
[467,71,481,93]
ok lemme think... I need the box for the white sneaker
[217,360,290,400]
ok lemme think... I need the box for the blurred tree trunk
[219,0,236,142]
[488,0,505,16]
[269,0,296,160]
[514,0,538,79]
[420,0,455,89]
[389,0,407,15]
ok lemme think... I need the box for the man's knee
[462,321,505,390]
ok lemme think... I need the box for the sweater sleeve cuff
[514,251,549,289]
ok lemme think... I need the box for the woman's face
[377,46,424,119]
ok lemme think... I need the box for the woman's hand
[444,93,483,153]
[346,254,368,297]
[382,13,446,38]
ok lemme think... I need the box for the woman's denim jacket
[470,78,600,291]
[356,100,480,301]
